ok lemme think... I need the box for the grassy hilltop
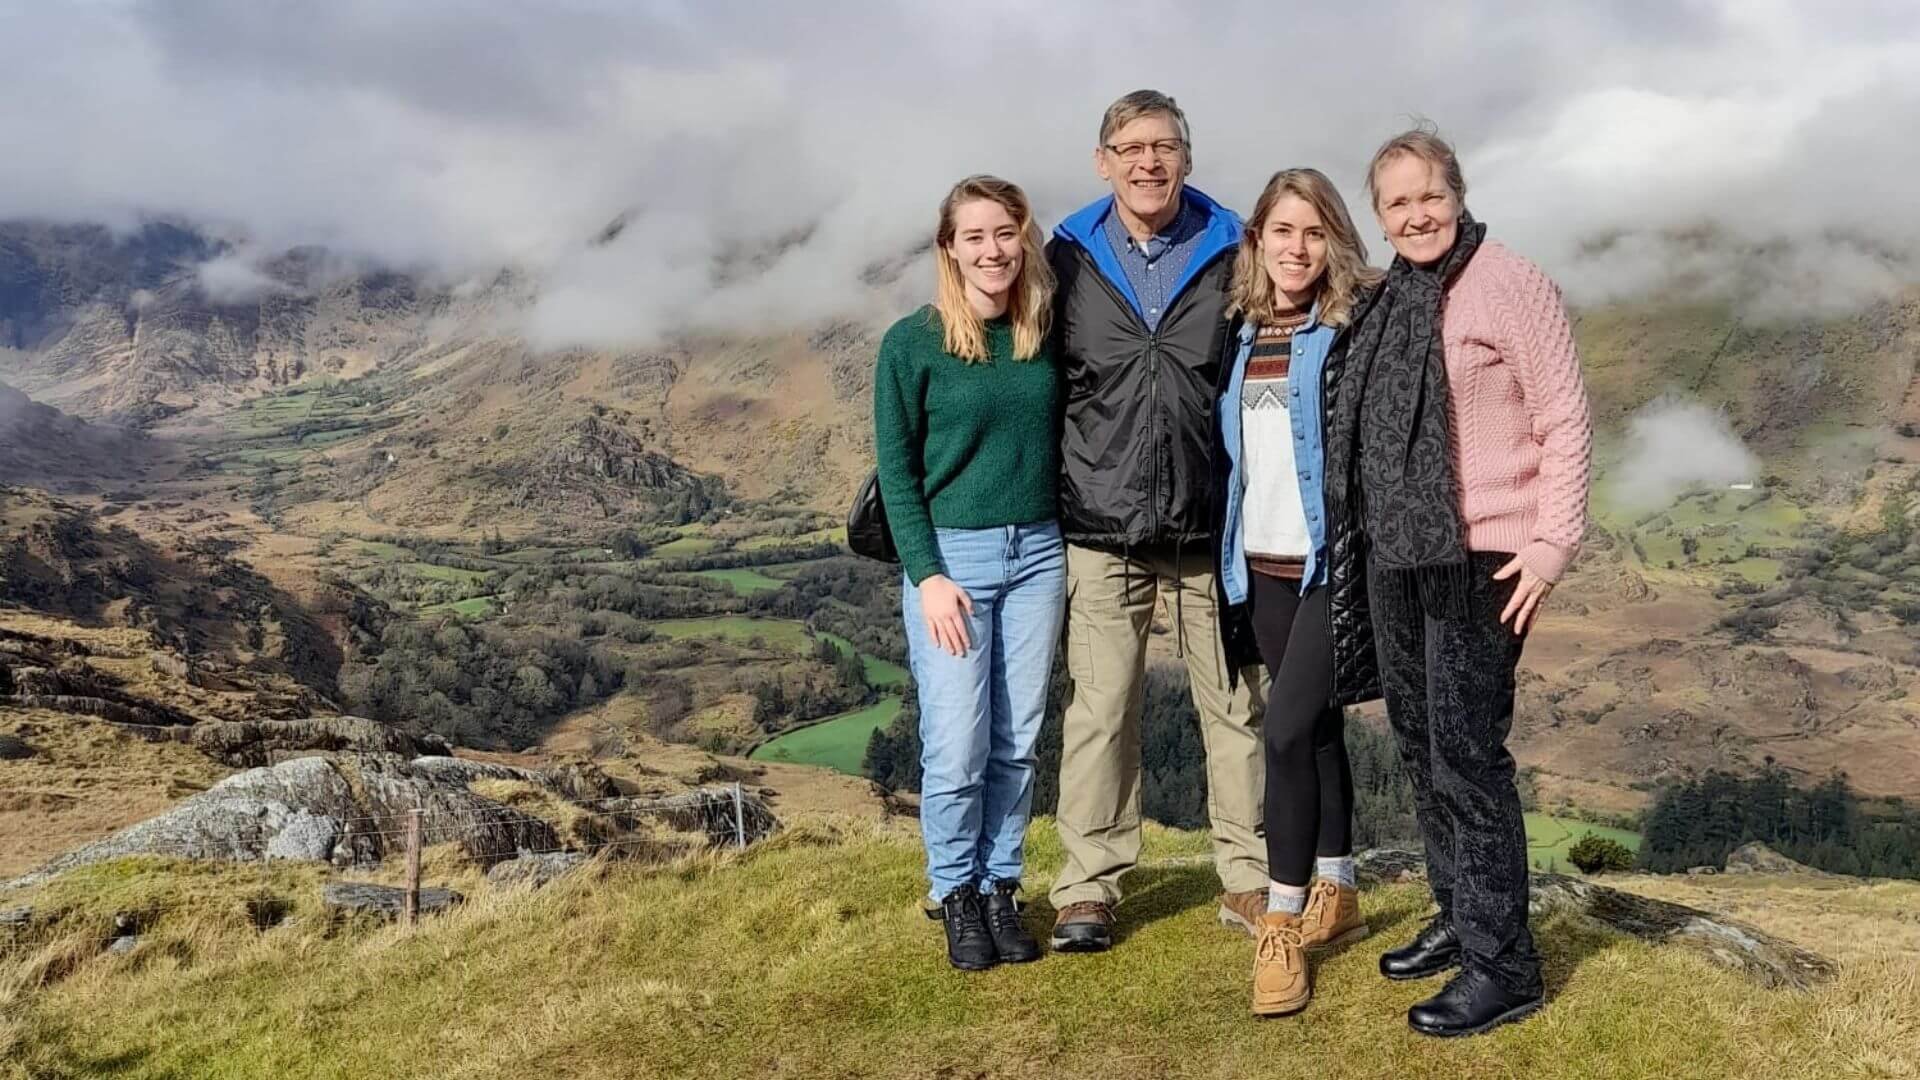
[4,819,1916,1079]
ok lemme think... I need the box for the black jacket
[1048,190,1241,551]
[1210,309,1383,707]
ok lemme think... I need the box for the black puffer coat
[1210,309,1382,707]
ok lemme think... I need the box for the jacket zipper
[1070,241,1233,543]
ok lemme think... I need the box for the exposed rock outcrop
[3,753,779,890]
[1355,848,1837,991]
[188,716,452,767]
[514,414,724,522]
[323,882,462,923]
[486,851,589,889]
[1724,841,1825,877]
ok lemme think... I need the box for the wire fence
[2,785,766,850]
[1,782,774,951]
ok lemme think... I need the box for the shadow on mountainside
[0,487,346,697]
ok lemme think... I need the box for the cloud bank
[1,0,1916,347]
[1611,397,1761,511]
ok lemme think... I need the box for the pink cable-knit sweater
[1440,241,1593,584]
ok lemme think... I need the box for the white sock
[1316,856,1356,889]
[1266,887,1306,915]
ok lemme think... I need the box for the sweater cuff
[1516,540,1574,585]
[902,552,946,588]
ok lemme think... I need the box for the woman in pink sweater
[1324,124,1592,1039]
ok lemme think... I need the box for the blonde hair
[1228,168,1382,329]
[1098,89,1191,148]
[932,175,1053,363]
[1364,119,1467,213]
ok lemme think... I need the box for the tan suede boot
[1251,911,1311,1017]
[1299,879,1369,951]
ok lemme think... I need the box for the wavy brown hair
[931,175,1053,363]
[1228,168,1381,328]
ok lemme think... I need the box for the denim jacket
[1218,307,1336,605]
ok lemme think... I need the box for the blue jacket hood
[1054,186,1242,317]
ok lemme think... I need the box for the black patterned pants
[1368,551,1542,996]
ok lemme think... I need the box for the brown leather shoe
[1252,911,1311,1017]
[1217,888,1268,937]
[1051,900,1114,953]
[1299,879,1369,951]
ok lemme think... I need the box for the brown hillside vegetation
[5,225,1920,809]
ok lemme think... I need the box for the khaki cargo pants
[1050,543,1270,908]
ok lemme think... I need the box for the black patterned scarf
[1326,214,1486,618]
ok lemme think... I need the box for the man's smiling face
[1095,111,1189,233]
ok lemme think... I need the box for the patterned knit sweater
[1439,241,1593,583]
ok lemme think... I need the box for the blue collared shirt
[1101,194,1207,332]
[1219,307,1338,605]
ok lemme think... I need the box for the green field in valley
[651,535,721,558]
[694,567,786,595]
[419,596,499,618]
[1591,484,1805,585]
[750,697,902,775]
[737,526,847,551]
[1525,812,1643,873]
[650,616,814,652]
[408,562,490,584]
[819,632,908,689]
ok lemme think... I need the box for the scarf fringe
[1389,560,1474,621]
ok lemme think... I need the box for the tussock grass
[3,820,1916,1079]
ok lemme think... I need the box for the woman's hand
[1492,557,1552,635]
[919,575,975,657]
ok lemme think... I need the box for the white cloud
[1612,397,1761,511]
[194,253,287,303]
[0,0,1916,345]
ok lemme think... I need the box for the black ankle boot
[983,881,1040,963]
[1407,968,1543,1037]
[1379,917,1461,981]
[938,887,999,971]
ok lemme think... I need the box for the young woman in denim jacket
[1216,168,1382,1016]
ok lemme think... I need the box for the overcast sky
[2,0,1916,346]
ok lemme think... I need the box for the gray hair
[1099,89,1192,149]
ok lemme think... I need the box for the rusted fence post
[403,808,423,926]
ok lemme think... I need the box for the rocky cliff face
[0,223,431,419]
[515,413,724,522]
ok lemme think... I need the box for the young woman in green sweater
[872,175,1063,971]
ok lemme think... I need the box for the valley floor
[4,819,1915,1079]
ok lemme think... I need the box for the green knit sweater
[871,306,1060,585]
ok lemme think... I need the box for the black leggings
[1250,571,1355,888]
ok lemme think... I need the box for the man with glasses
[1046,89,1270,953]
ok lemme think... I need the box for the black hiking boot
[1379,916,1461,981]
[1407,968,1543,1037]
[936,887,998,971]
[983,881,1040,963]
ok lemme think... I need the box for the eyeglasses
[1102,139,1187,163]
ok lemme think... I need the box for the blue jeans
[903,522,1065,900]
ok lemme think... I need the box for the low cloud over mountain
[1,1,1915,345]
